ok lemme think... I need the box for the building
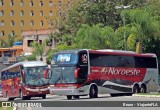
[0,0,76,46]
[0,43,23,63]
[22,29,56,54]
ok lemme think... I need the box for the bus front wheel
[67,95,72,100]
[6,92,14,101]
[6,92,10,101]
[89,85,98,98]
[19,90,26,100]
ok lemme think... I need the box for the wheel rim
[133,86,139,93]
[141,86,146,93]
[135,88,138,93]
[20,91,22,98]
[92,87,95,95]
[6,92,9,101]
[6,92,8,98]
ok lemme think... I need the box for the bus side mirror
[22,70,25,77]
[44,68,52,79]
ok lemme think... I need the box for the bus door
[77,51,88,84]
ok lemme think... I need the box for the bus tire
[140,85,147,93]
[9,97,15,100]
[6,92,10,101]
[110,94,116,97]
[67,95,72,100]
[26,96,31,100]
[42,94,46,99]
[89,85,98,98]
[133,85,140,94]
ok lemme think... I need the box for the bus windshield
[24,66,49,86]
[52,53,78,65]
[49,67,77,84]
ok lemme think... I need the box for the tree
[74,24,115,49]
[0,34,19,48]
[124,3,160,53]
[31,41,47,61]
[127,33,136,51]
[46,0,160,60]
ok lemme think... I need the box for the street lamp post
[115,5,131,50]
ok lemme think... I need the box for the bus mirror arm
[44,68,51,79]
[22,70,25,77]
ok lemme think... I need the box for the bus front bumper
[49,86,87,96]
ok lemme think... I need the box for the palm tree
[0,34,18,48]
[31,40,47,61]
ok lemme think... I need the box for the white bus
[49,49,160,99]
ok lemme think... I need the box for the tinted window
[89,53,157,68]
[1,66,21,80]
[135,57,157,68]
[90,54,135,67]
[52,53,78,65]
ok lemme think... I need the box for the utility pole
[115,4,131,50]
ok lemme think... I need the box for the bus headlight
[68,86,77,89]
[49,85,54,89]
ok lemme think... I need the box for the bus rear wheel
[140,85,147,93]
[67,95,72,100]
[89,85,98,98]
[133,85,139,94]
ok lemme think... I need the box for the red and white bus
[49,49,159,99]
[1,61,50,100]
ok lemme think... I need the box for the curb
[133,94,160,98]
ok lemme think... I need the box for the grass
[137,93,160,96]
[0,107,13,110]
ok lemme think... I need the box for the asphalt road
[1,94,160,101]
[1,94,160,110]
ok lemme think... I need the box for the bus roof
[1,61,47,72]
[54,49,156,57]
[54,49,86,54]
[89,49,156,57]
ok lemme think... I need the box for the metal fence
[0,57,20,64]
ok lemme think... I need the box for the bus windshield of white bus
[24,66,49,86]
[50,53,78,84]
[50,67,76,84]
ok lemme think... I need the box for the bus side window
[4,75,7,80]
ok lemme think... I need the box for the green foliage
[0,34,21,48]
[125,3,160,54]
[46,0,160,64]
[136,42,142,54]
[127,34,136,51]
[31,41,47,61]
[20,54,36,61]
[75,24,115,49]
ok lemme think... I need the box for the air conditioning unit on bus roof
[97,49,136,53]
